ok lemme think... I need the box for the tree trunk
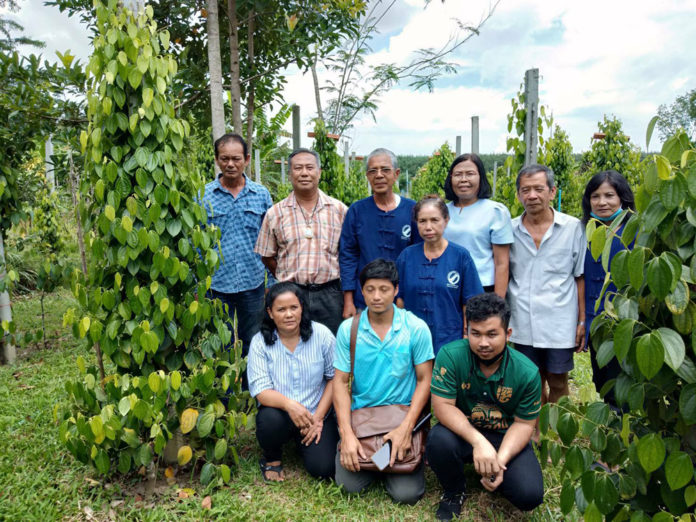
[245,9,255,158]
[207,0,226,145]
[0,230,16,365]
[227,0,243,134]
[311,49,323,123]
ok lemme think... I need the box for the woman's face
[267,292,302,336]
[416,203,448,243]
[590,181,622,218]
[451,160,481,203]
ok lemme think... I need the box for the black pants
[256,406,339,480]
[297,279,344,335]
[589,337,621,408]
[426,423,544,511]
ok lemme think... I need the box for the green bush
[410,143,453,201]
[541,129,696,519]
[59,0,250,486]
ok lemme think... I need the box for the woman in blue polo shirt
[396,195,483,353]
[247,282,338,482]
[582,170,635,407]
[443,153,513,297]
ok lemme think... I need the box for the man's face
[366,154,399,196]
[467,316,511,362]
[289,152,320,193]
[362,278,398,315]
[517,171,556,216]
[215,140,249,183]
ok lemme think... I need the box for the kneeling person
[333,259,434,504]
[426,293,543,520]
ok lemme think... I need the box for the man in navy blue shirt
[339,148,420,318]
[201,133,272,388]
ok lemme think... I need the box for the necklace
[296,199,319,239]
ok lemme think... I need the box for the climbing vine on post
[59,0,250,485]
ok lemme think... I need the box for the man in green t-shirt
[426,293,544,520]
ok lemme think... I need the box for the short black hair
[581,170,635,224]
[359,258,399,288]
[444,153,492,202]
[516,163,554,191]
[288,148,321,169]
[214,133,248,158]
[260,282,313,345]
[465,293,511,330]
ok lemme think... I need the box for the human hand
[480,465,505,492]
[340,433,366,472]
[300,416,323,446]
[472,438,500,477]
[383,423,412,467]
[285,400,313,431]
[342,301,357,319]
[575,323,586,353]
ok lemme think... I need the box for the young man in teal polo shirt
[333,258,434,504]
[426,293,543,520]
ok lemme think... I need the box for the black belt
[296,279,340,291]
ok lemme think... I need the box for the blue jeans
[209,283,265,390]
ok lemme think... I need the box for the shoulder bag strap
[349,310,362,390]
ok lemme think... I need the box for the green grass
[0,289,593,520]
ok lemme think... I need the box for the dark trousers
[209,284,265,390]
[426,423,544,511]
[256,406,339,480]
[589,337,621,408]
[298,280,344,335]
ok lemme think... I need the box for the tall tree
[656,88,696,143]
[315,0,500,138]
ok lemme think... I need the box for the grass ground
[0,289,593,521]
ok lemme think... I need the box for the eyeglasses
[451,172,478,180]
[367,167,393,176]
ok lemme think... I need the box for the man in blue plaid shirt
[201,133,272,388]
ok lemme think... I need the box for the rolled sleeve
[515,373,543,420]
[254,212,277,258]
[320,325,336,379]
[491,204,514,245]
[573,224,586,277]
[410,319,435,366]
[247,333,273,398]
[430,348,457,398]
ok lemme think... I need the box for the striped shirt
[254,190,347,285]
[247,321,336,414]
[200,175,272,293]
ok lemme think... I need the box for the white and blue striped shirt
[247,321,335,414]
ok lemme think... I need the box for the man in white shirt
[507,164,586,412]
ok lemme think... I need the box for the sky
[4,0,696,157]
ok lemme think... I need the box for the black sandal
[259,458,284,482]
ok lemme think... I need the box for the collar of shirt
[281,189,334,211]
[213,173,261,197]
[358,304,404,339]
[515,208,573,246]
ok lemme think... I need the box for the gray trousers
[334,453,425,504]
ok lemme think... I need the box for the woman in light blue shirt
[443,154,513,297]
[247,282,338,482]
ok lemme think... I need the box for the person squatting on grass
[333,259,434,504]
[247,282,339,482]
[427,293,544,520]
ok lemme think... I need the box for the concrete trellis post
[523,68,539,166]
[292,105,301,150]
[471,117,479,154]
[456,135,461,156]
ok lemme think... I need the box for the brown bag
[339,310,427,474]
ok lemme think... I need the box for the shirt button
[483,392,487,396]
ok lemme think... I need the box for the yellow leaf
[148,372,161,393]
[164,466,175,478]
[104,205,116,221]
[122,215,133,232]
[160,298,169,313]
[81,316,91,334]
[180,408,198,434]
[177,446,192,466]
[189,301,199,315]
[170,370,181,391]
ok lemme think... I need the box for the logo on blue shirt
[447,271,460,288]
[401,225,411,239]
